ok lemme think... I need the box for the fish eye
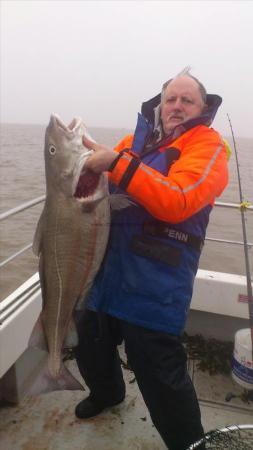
[49,145,56,155]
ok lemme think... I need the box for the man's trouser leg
[122,321,205,450]
[75,310,126,403]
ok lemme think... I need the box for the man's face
[160,76,206,135]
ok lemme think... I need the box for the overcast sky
[1,0,253,137]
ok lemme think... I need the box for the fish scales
[28,114,110,395]
[42,197,109,376]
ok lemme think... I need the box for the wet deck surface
[0,349,252,450]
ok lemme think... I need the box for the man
[75,70,228,450]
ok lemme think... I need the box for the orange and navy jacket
[86,92,229,335]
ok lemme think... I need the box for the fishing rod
[227,114,253,347]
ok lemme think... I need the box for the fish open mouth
[74,170,100,199]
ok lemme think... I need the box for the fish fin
[75,282,93,310]
[33,208,45,256]
[28,314,48,351]
[109,194,135,210]
[26,361,84,396]
[75,297,86,311]
[63,318,79,349]
[38,252,47,309]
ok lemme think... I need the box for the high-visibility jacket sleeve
[112,135,134,153]
[109,126,229,224]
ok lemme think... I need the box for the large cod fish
[29,114,110,394]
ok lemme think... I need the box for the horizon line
[1,122,253,140]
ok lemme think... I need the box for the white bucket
[232,328,253,390]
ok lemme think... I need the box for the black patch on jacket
[129,235,181,267]
[163,147,180,171]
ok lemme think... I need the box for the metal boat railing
[0,195,46,268]
[1,196,252,382]
[0,195,46,221]
[0,196,253,269]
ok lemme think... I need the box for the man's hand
[83,135,119,173]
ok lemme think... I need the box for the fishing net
[187,424,253,449]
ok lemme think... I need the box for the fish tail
[26,359,84,396]
[55,363,85,391]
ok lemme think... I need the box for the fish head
[44,114,106,201]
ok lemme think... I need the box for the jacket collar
[141,92,222,131]
[130,92,222,156]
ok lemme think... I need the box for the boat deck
[0,347,252,450]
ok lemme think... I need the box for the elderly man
[75,70,228,450]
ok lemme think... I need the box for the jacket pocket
[121,234,182,302]
[129,234,182,267]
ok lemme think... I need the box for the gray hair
[161,67,207,104]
